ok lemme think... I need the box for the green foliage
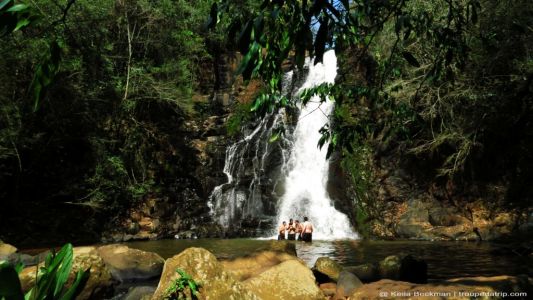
[164,268,199,300]
[0,0,231,239]
[226,102,253,136]
[0,243,90,300]
[30,41,62,112]
[340,140,376,237]
[354,208,371,239]
[213,0,533,203]
[0,261,24,300]
[0,0,35,36]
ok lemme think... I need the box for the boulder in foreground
[97,244,164,282]
[152,247,258,300]
[243,259,324,300]
[221,250,299,281]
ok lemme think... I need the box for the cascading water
[208,111,291,230]
[209,50,357,239]
[276,50,356,239]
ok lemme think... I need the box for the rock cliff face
[100,51,267,242]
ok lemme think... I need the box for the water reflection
[123,239,532,280]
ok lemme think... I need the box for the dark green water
[123,239,532,280]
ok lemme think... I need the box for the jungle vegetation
[212,0,532,213]
[0,0,531,242]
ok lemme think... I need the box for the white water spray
[276,50,357,239]
[209,50,357,239]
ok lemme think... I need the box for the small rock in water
[312,257,343,283]
[334,271,363,299]
[378,254,427,283]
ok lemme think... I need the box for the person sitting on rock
[301,216,313,242]
[278,221,287,240]
[287,219,296,240]
[295,220,303,240]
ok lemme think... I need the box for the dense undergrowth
[0,0,240,244]
[339,0,532,214]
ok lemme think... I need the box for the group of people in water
[277,216,313,242]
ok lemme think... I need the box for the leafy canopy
[210,0,481,159]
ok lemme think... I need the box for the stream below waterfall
[122,239,532,281]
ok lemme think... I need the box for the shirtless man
[301,216,313,242]
[287,219,296,240]
[278,221,287,240]
[295,220,303,240]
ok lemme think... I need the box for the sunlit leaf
[269,132,280,143]
[6,3,27,12]
[14,18,30,31]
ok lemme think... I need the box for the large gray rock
[243,260,324,300]
[152,247,258,300]
[312,256,343,282]
[334,271,363,299]
[97,244,164,282]
[4,253,38,266]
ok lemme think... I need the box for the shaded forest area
[0,0,256,245]
[1,0,532,244]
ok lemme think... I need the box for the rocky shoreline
[2,240,531,299]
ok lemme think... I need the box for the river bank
[3,238,532,299]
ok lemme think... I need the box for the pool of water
[123,238,532,281]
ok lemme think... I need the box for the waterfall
[208,110,291,230]
[276,50,357,239]
[209,50,357,239]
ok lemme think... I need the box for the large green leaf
[0,0,12,10]
[58,269,90,300]
[0,262,24,300]
[31,41,62,112]
[6,3,27,12]
[53,244,74,297]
